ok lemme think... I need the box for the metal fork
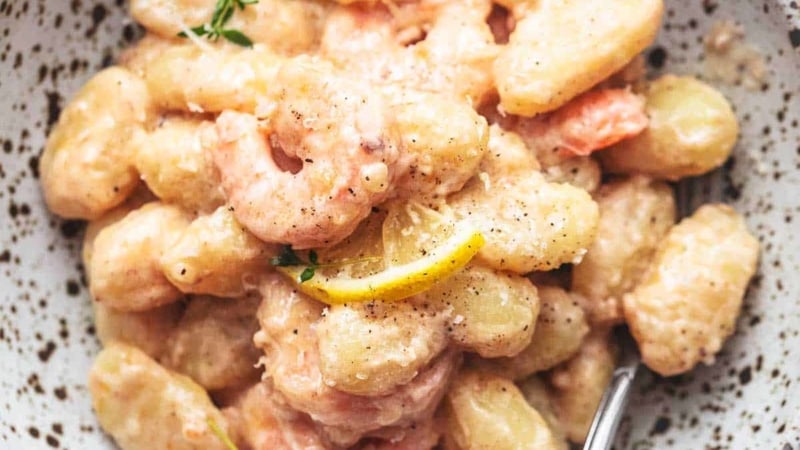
[581,329,640,450]
[581,180,696,450]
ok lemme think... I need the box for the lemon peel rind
[278,226,486,305]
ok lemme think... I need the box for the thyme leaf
[270,245,304,267]
[300,267,317,283]
[271,246,320,283]
[270,246,382,284]
[178,0,258,48]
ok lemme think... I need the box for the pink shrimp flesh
[211,57,404,249]
[517,88,648,160]
[255,275,458,448]
[224,382,329,450]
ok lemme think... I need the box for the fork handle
[581,363,640,450]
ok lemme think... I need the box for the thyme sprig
[178,0,258,48]
[207,418,239,450]
[270,246,383,283]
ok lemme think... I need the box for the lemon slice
[277,203,485,305]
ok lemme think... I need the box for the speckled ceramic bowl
[1,1,799,449]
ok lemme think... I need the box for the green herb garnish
[271,246,320,283]
[270,245,306,268]
[207,418,239,450]
[178,0,258,48]
[270,245,382,284]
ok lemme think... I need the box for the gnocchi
[572,175,676,325]
[491,285,589,379]
[89,342,232,450]
[130,0,328,56]
[450,171,599,273]
[517,377,569,450]
[548,330,617,443]
[256,275,458,447]
[623,204,759,376]
[133,116,225,214]
[393,90,490,199]
[38,0,764,447]
[494,0,663,115]
[427,264,539,358]
[144,44,282,113]
[316,298,450,396]
[88,202,190,312]
[541,157,602,194]
[40,67,150,219]
[478,125,540,177]
[165,295,262,391]
[160,206,278,298]
[443,370,563,450]
[601,75,739,180]
[93,302,183,361]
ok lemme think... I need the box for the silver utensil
[581,330,640,450]
[582,181,695,450]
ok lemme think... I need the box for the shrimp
[355,419,443,450]
[223,382,330,450]
[320,0,498,104]
[513,89,648,167]
[211,57,405,249]
[255,275,459,447]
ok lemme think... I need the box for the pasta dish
[38,0,760,448]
